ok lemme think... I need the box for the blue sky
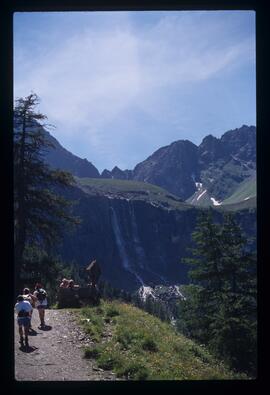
[14,11,256,172]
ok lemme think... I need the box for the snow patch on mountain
[210,197,222,206]
[197,189,207,201]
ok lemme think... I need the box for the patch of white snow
[210,197,222,206]
[197,189,207,201]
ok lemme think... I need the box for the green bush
[116,330,136,350]
[106,306,120,318]
[141,338,158,352]
[97,351,123,371]
[116,362,149,380]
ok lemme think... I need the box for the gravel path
[14,308,119,381]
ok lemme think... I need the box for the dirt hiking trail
[14,308,120,381]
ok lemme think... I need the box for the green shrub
[189,344,212,364]
[95,306,104,315]
[116,330,135,350]
[116,362,149,380]
[97,351,123,371]
[106,306,120,318]
[141,338,158,352]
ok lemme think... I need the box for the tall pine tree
[180,209,257,376]
[14,93,80,292]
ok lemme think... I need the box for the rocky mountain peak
[198,134,228,165]
[220,125,256,164]
[132,139,199,200]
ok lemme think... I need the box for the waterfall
[128,201,168,285]
[128,201,147,269]
[110,205,144,285]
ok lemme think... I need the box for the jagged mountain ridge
[42,124,256,206]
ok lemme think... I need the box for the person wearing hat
[33,283,48,328]
[15,295,32,347]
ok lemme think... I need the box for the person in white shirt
[22,287,37,329]
[15,295,32,347]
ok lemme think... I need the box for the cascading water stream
[110,205,144,285]
[128,200,147,269]
[128,200,169,285]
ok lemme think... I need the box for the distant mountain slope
[42,129,100,178]
[39,123,256,207]
[198,125,256,202]
[132,140,199,200]
[75,177,187,210]
[221,175,256,205]
[101,125,256,206]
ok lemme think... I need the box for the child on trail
[22,288,37,329]
[15,295,32,347]
[33,283,48,328]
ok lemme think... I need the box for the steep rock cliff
[56,182,256,292]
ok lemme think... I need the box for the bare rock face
[220,125,256,165]
[132,140,199,200]
[101,166,132,180]
[57,183,256,292]
[197,125,256,201]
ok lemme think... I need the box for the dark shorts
[37,305,47,310]
[17,317,31,327]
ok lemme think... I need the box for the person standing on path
[22,287,37,329]
[33,283,48,328]
[15,295,32,347]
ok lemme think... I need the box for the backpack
[36,288,47,302]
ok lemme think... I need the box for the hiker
[68,279,79,289]
[60,278,69,288]
[22,288,37,329]
[15,295,32,347]
[33,283,48,328]
[86,259,101,288]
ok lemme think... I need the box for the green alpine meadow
[78,300,247,380]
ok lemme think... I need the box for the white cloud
[14,11,255,169]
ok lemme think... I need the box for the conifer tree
[182,209,224,342]
[14,93,80,291]
[180,209,257,375]
[208,213,257,374]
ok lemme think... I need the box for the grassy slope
[76,300,246,380]
[75,177,192,211]
[222,176,256,205]
[217,196,256,212]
